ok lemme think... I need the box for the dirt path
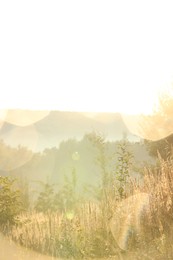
[0,233,59,260]
[0,233,149,260]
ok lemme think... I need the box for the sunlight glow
[0,110,49,126]
[0,125,38,171]
[1,1,173,115]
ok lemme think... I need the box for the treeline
[0,132,143,228]
[0,132,154,203]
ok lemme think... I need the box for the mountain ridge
[0,110,140,151]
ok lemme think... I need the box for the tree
[34,182,55,213]
[115,139,133,198]
[0,176,23,229]
[35,169,78,214]
[54,168,78,213]
[85,131,112,203]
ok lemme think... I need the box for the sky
[0,1,173,115]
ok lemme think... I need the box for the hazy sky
[1,1,173,115]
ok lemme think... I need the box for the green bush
[116,140,133,198]
[0,176,22,228]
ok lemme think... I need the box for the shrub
[0,176,22,229]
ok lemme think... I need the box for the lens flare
[121,85,173,141]
[0,110,49,127]
[72,151,80,161]
[0,125,38,171]
[122,111,173,141]
[65,211,75,220]
[110,193,150,250]
[0,110,7,130]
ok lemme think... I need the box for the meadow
[1,133,173,259]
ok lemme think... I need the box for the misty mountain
[0,110,140,151]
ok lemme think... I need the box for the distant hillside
[0,133,154,195]
[0,110,140,151]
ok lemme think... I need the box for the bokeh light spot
[72,151,80,161]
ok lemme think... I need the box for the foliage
[85,131,111,197]
[115,139,133,198]
[54,168,78,213]
[17,177,30,211]
[10,203,116,259]
[35,169,78,213]
[140,91,173,149]
[86,132,107,178]
[144,133,173,160]
[34,182,55,213]
[133,153,173,259]
[0,176,22,228]
[0,140,33,171]
[3,129,173,258]
[5,140,173,259]
[85,131,116,224]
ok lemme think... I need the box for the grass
[8,203,116,259]
[3,154,173,259]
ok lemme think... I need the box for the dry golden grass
[8,203,116,258]
[131,154,173,258]
[5,155,173,259]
